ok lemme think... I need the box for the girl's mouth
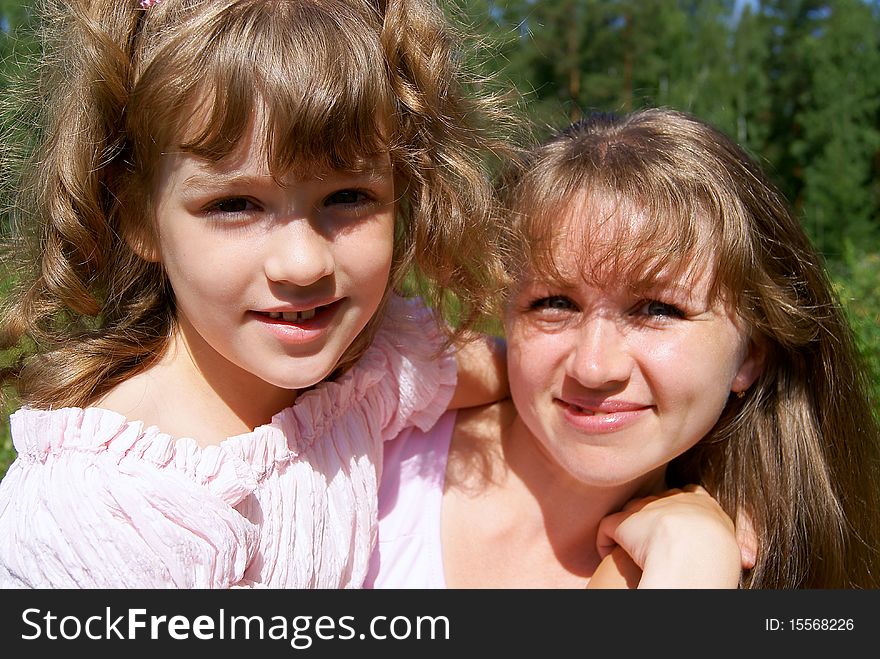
[252,300,343,345]
[567,405,612,416]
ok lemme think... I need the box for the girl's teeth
[266,309,318,322]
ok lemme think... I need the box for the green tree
[752,0,827,206]
[0,0,38,478]
[729,4,774,153]
[626,0,736,121]
[793,0,880,258]
[835,243,880,411]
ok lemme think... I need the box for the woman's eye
[324,189,370,206]
[530,295,575,312]
[638,300,685,319]
[206,197,257,214]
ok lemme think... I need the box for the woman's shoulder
[453,399,516,442]
[445,399,514,489]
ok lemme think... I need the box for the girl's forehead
[166,97,393,177]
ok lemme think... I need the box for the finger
[587,547,641,589]
[595,510,630,559]
[681,484,709,496]
[620,495,657,512]
[735,507,758,569]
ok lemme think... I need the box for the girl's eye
[530,295,576,312]
[206,197,258,214]
[638,299,685,319]
[324,189,371,206]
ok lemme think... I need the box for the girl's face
[505,201,763,492]
[150,123,395,403]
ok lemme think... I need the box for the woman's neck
[502,412,667,526]
[442,400,666,588]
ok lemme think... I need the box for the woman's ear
[732,337,766,395]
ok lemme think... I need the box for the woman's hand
[587,485,752,589]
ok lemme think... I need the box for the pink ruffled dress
[0,297,455,588]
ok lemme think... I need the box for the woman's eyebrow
[628,275,706,301]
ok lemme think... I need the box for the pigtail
[1,0,172,409]
[379,0,523,337]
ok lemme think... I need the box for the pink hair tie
[139,0,161,7]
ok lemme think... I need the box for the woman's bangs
[520,181,718,296]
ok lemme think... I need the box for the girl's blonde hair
[502,108,880,588]
[1,0,517,408]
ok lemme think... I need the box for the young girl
[367,108,880,589]
[0,0,514,588]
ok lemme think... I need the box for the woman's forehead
[528,191,717,290]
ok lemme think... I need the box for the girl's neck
[96,327,299,447]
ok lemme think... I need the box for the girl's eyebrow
[180,171,271,190]
[179,161,394,190]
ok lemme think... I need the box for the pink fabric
[365,410,456,589]
[0,296,456,589]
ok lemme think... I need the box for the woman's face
[505,200,763,491]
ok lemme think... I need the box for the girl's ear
[111,168,162,263]
[732,337,766,395]
[122,217,161,263]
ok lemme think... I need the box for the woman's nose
[566,316,633,388]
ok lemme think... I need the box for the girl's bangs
[143,0,396,174]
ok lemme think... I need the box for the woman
[367,109,880,589]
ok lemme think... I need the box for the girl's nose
[566,316,633,389]
[264,220,335,286]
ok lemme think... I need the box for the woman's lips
[555,398,652,434]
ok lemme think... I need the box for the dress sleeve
[363,295,458,442]
[0,409,257,589]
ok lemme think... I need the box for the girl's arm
[587,485,752,589]
[447,334,509,410]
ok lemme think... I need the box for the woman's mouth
[556,398,653,434]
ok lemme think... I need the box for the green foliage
[833,244,880,409]
[793,0,880,257]
[0,398,12,480]
[0,273,15,479]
